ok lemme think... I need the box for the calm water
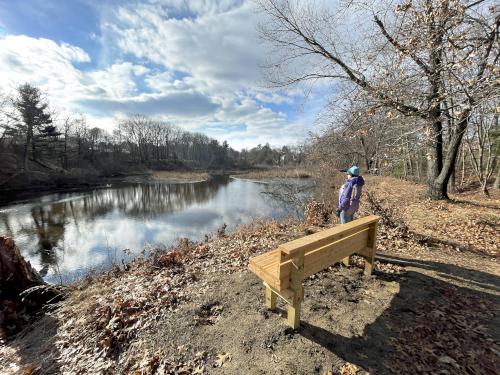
[0,176,301,283]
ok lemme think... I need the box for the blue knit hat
[347,166,360,176]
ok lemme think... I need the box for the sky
[0,0,325,150]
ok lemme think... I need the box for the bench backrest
[277,215,380,290]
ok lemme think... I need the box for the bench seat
[248,215,380,328]
[248,249,281,290]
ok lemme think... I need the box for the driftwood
[0,236,65,340]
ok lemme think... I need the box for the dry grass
[151,171,210,182]
[233,167,312,180]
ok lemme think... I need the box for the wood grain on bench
[248,215,380,328]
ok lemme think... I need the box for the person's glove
[335,209,341,218]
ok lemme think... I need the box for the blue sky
[0,0,324,150]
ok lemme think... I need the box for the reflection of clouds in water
[44,219,146,281]
[0,177,300,282]
[166,208,222,227]
[64,218,147,255]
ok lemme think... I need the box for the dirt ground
[133,254,499,374]
[1,177,499,374]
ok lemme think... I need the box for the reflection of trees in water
[0,177,229,271]
[30,205,66,266]
[109,179,225,218]
[9,203,69,268]
[74,177,227,219]
[260,179,313,217]
[1,215,13,234]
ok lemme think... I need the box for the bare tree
[54,111,79,169]
[257,0,499,199]
[465,103,499,195]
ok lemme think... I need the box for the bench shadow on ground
[298,255,500,373]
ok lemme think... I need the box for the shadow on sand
[299,255,500,373]
[5,311,61,374]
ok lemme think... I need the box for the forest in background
[0,84,305,193]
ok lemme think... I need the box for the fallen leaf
[23,364,41,375]
[438,355,459,368]
[215,352,232,367]
[340,362,360,375]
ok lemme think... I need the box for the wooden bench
[248,215,380,328]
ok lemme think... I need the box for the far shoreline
[0,167,311,206]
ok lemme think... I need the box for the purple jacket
[338,176,365,214]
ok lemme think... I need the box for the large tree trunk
[426,116,447,199]
[494,166,500,189]
[0,236,63,340]
[22,125,33,171]
[428,113,470,200]
[0,236,44,292]
[425,12,447,199]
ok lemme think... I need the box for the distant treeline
[0,83,304,189]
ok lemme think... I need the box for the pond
[0,176,307,283]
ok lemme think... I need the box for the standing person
[336,166,365,224]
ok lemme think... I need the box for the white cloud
[85,62,149,99]
[0,36,159,114]
[79,90,220,118]
[104,0,308,147]
[0,1,316,149]
[0,36,145,105]
[112,1,264,93]
[161,0,244,15]
[254,92,293,105]
[0,35,88,104]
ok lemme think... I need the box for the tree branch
[374,15,433,77]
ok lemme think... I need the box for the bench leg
[287,301,301,329]
[265,285,277,310]
[365,222,378,275]
[288,253,305,329]
[364,253,374,275]
[342,256,350,266]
